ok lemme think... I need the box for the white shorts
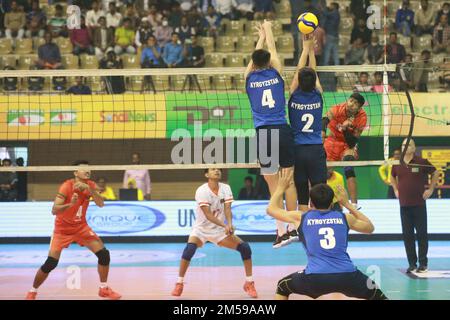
[190,226,228,246]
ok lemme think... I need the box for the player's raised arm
[308,37,323,93]
[88,182,105,208]
[244,23,265,79]
[336,185,374,234]
[290,35,313,94]
[51,183,76,215]
[266,169,302,226]
[262,20,282,74]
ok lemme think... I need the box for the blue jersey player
[288,35,328,212]
[267,169,387,300]
[245,21,297,249]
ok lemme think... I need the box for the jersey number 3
[301,113,314,132]
[262,89,275,109]
[319,227,336,249]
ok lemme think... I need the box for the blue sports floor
[1,241,449,300]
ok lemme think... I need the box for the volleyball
[297,12,318,34]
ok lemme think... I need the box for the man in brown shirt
[5,1,26,40]
[391,138,440,274]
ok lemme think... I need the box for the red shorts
[50,224,100,252]
[324,137,358,161]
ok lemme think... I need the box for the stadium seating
[205,53,224,68]
[216,36,234,53]
[55,37,73,55]
[14,39,33,54]
[225,54,245,68]
[80,54,98,69]
[0,38,13,55]
[62,55,79,69]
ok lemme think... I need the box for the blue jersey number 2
[301,113,314,132]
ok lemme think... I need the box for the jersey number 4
[301,113,314,133]
[262,89,275,109]
[319,227,336,249]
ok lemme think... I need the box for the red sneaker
[25,291,37,300]
[243,281,258,298]
[171,283,184,297]
[98,287,122,300]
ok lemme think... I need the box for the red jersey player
[322,93,367,205]
[25,160,121,300]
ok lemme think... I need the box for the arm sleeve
[57,182,70,200]
[391,165,398,178]
[224,185,234,204]
[423,159,437,175]
[145,170,151,194]
[378,165,388,182]
[123,171,129,188]
[195,187,210,207]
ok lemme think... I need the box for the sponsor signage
[0,200,448,237]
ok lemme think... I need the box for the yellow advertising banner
[389,92,450,136]
[0,94,166,140]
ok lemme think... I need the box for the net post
[382,0,389,161]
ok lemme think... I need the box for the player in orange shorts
[25,160,121,300]
[322,93,367,206]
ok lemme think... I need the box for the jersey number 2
[319,227,336,249]
[301,113,314,132]
[262,89,275,109]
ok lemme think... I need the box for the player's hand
[74,182,89,192]
[394,188,399,199]
[278,168,293,190]
[225,224,235,235]
[423,188,434,200]
[302,34,313,48]
[71,193,79,204]
[262,19,272,29]
[335,185,350,207]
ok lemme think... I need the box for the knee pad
[182,243,197,261]
[95,248,110,266]
[236,242,252,261]
[276,278,292,297]
[40,257,59,274]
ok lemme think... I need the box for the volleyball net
[0,64,414,172]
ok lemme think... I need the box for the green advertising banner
[166,92,383,138]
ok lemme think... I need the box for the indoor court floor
[1,241,449,300]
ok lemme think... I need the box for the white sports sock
[30,287,38,293]
[245,276,253,282]
[177,277,184,284]
[276,220,286,236]
[100,282,108,289]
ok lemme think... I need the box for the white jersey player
[171,168,258,298]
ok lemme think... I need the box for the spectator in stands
[400,54,415,90]
[184,35,205,67]
[322,2,340,66]
[440,57,450,90]
[234,0,254,20]
[396,0,415,37]
[147,5,163,29]
[378,149,401,199]
[36,32,62,69]
[136,0,157,17]
[179,0,194,12]
[93,16,115,59]
[99,50,126,94]
[135,17,153,50]
[238,176,258,200]
[67,76,92,95]
[96,177,116,201]
[433,14,450,54]
[344,38,365,65]
[15,157,27,202]
[364,34,384,64]
[0,159,18,202]
[187,6,205,36]
[413,50,432,92]
[175,16,196,43]
[25,1,46,38]
[5,1,25,41]
[123,152,151,200]
[254,0,274,20]
[70,16,95,55]
[106,2,122,29]
[372,71,393,93]
[163,32,184,68]
[313,23,326,65]
[48,4,67,38]
[214,0,236,20]
[387,32,406,64]
[349,0,371,23]
[415,0,436,36]
[124,3,140,30]
[203,6,221,37]
[169,2,183,28]
[114,18,136,55]
[353,72,372,92]
[86,0,105,29]
[155,16,173,47]
[435,2,450,26]
[141,35,163,67]
[351,18,372,47]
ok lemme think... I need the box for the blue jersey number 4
[262,89,276,108]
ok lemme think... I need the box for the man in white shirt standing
[86,0,105,29]
[171,168,258,298]
[106,2,122,29]
[122,152,151,200]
